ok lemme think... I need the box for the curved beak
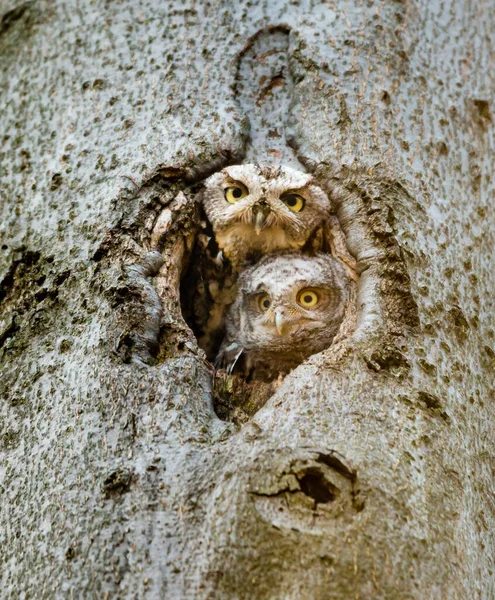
[274,306,305,336]
[252,201,269,235]
[254,211,266,235]
[275,307,288,336]
[275,312,285,336]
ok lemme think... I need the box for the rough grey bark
[1,1,494,599]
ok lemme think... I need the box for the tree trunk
[1,1,493,599]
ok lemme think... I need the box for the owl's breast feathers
[215,223,304,267]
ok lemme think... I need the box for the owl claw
[227,346,244,374]
[214,250,224,266]
[216,342,244,374]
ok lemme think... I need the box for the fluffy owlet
[216,252,352,381]
[202,164,346,270]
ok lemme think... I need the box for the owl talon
[227,345,244,374]
[214,250,224,267]
[215,342,244,374]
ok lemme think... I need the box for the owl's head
[202,164,331,258]
[230,252,349,357]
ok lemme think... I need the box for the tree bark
[1,1,494,599]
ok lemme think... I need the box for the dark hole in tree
[297,468,339,505]
[102,468,133,498]
[173,172,357,423]
[179,211,228,362]
[177,208,278,424]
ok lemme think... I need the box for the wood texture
[0,0,494,598]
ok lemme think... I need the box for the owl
[216,252,352,381]
[202,164,352,270]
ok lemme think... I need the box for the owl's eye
[258,295,272,312]
[297,288,319,308]
[225,183,248,203]
[281,193,305,212]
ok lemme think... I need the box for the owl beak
[253,202,269,235]
[275,307,288,336]
[254,211,266,235]
[274,306,303,335]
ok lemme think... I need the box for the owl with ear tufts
[202,164,356,274]
[216,252,353,381]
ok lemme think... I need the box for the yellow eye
[297,289,319,308]
[281,193,305,212]
[258,295,272,312]
[225,184,248,203]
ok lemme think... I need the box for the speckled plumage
[202,164,332,269]
[217,252,352,381]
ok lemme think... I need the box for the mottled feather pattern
[217,252,352,381]
[197,163,356,380]
[202,164,331,269]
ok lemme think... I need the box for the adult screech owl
[216,252,352,381]
[202,164,345,270]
